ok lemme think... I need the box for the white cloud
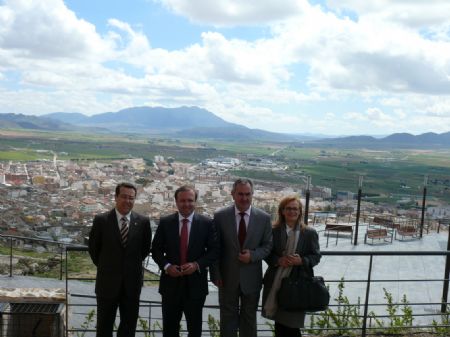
[326,1,450,29]
[0,0,449,135]
[155,0,304,26]
[0,0,110,60]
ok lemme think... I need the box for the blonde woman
[262,196,321,337]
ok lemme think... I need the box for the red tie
[238,212,246,250]
[180,218,189,265]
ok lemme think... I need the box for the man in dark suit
[151,185,219,337]
[211,178,273,337]
[88,182,152,337]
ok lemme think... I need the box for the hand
[166,264,183,277]
[278,256,291,268]
[238,249,251,264]
[212,279,223,287]
[286,254,303,266]
[180,262,198,275]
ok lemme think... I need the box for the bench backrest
[373,216,393,226]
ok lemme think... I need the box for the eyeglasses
[284,207,300,212]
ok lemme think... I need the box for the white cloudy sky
[0,0,450,135]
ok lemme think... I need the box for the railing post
[65,247,69,337]
[9,236,13,277]
[60,244,63,281]
[304,176,311,225]
[362,254,373,337]
[354,176,363,246]
[441,230,450,313]
[420,175,427,238]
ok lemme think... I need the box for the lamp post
[354,175,363,246]
[420,175,428,238]
[304,176,311,225]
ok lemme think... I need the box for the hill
[0,113,108,133]
[312,132,450,148]
[46,106,303,141]
[46,106,237,132]
[1,107,448,146]
[0,113,73,131]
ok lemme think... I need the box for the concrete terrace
[1,225,449,336]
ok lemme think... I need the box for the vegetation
[16,268,448,337]
[75,309,95,337]
[432,309,450,336]
[308,279,416,336]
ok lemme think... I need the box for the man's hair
[232,178,254,194]
[115,182,137,197]
[174,185,198,201]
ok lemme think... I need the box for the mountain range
[0,106,449,147]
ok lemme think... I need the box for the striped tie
[120,217,129,247]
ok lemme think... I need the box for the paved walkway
[1,227,449,336]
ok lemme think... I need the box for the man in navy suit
[88,182,152,337]
[151,185,219,337]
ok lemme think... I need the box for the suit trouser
[96,286,140,337]
[161,281,206,337]
[218,285,260,337]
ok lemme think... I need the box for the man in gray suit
[211,178,273,337]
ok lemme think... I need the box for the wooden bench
[372,216,396,229]
[395,225,418,240]
[324,224,353,247]
[364,228,393,244]
[437,219,450,233]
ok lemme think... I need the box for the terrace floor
[1,226,449,336]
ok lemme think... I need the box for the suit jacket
[88,209,152,299]
[262,225,321,327]
[211,205,273,294]
[151,212,219,299]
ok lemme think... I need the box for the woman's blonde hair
[273,195,306,231]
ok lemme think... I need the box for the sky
[0,0,450,136]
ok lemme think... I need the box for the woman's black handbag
[277,267,330,312]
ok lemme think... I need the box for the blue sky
[0,0,450,135]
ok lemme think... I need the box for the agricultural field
[1,129,449,204]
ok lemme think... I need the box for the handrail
[0,233,85,279]
[3,235,450,337]
[62,248,450,337]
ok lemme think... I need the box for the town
[1,155,449,248]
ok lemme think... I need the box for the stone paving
[1,226,449,336]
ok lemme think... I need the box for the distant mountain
[46,112,90,124]
[175,126,297,141]
[314,132,450,148]
[0,113,109,133]
[0,113,73,131]
[45,106,304,141]
[46,106,237,132]
[2,107,449,146]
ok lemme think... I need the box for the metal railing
[63,247,450,337]
[0,234,80,280]
[3,233,450,336]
